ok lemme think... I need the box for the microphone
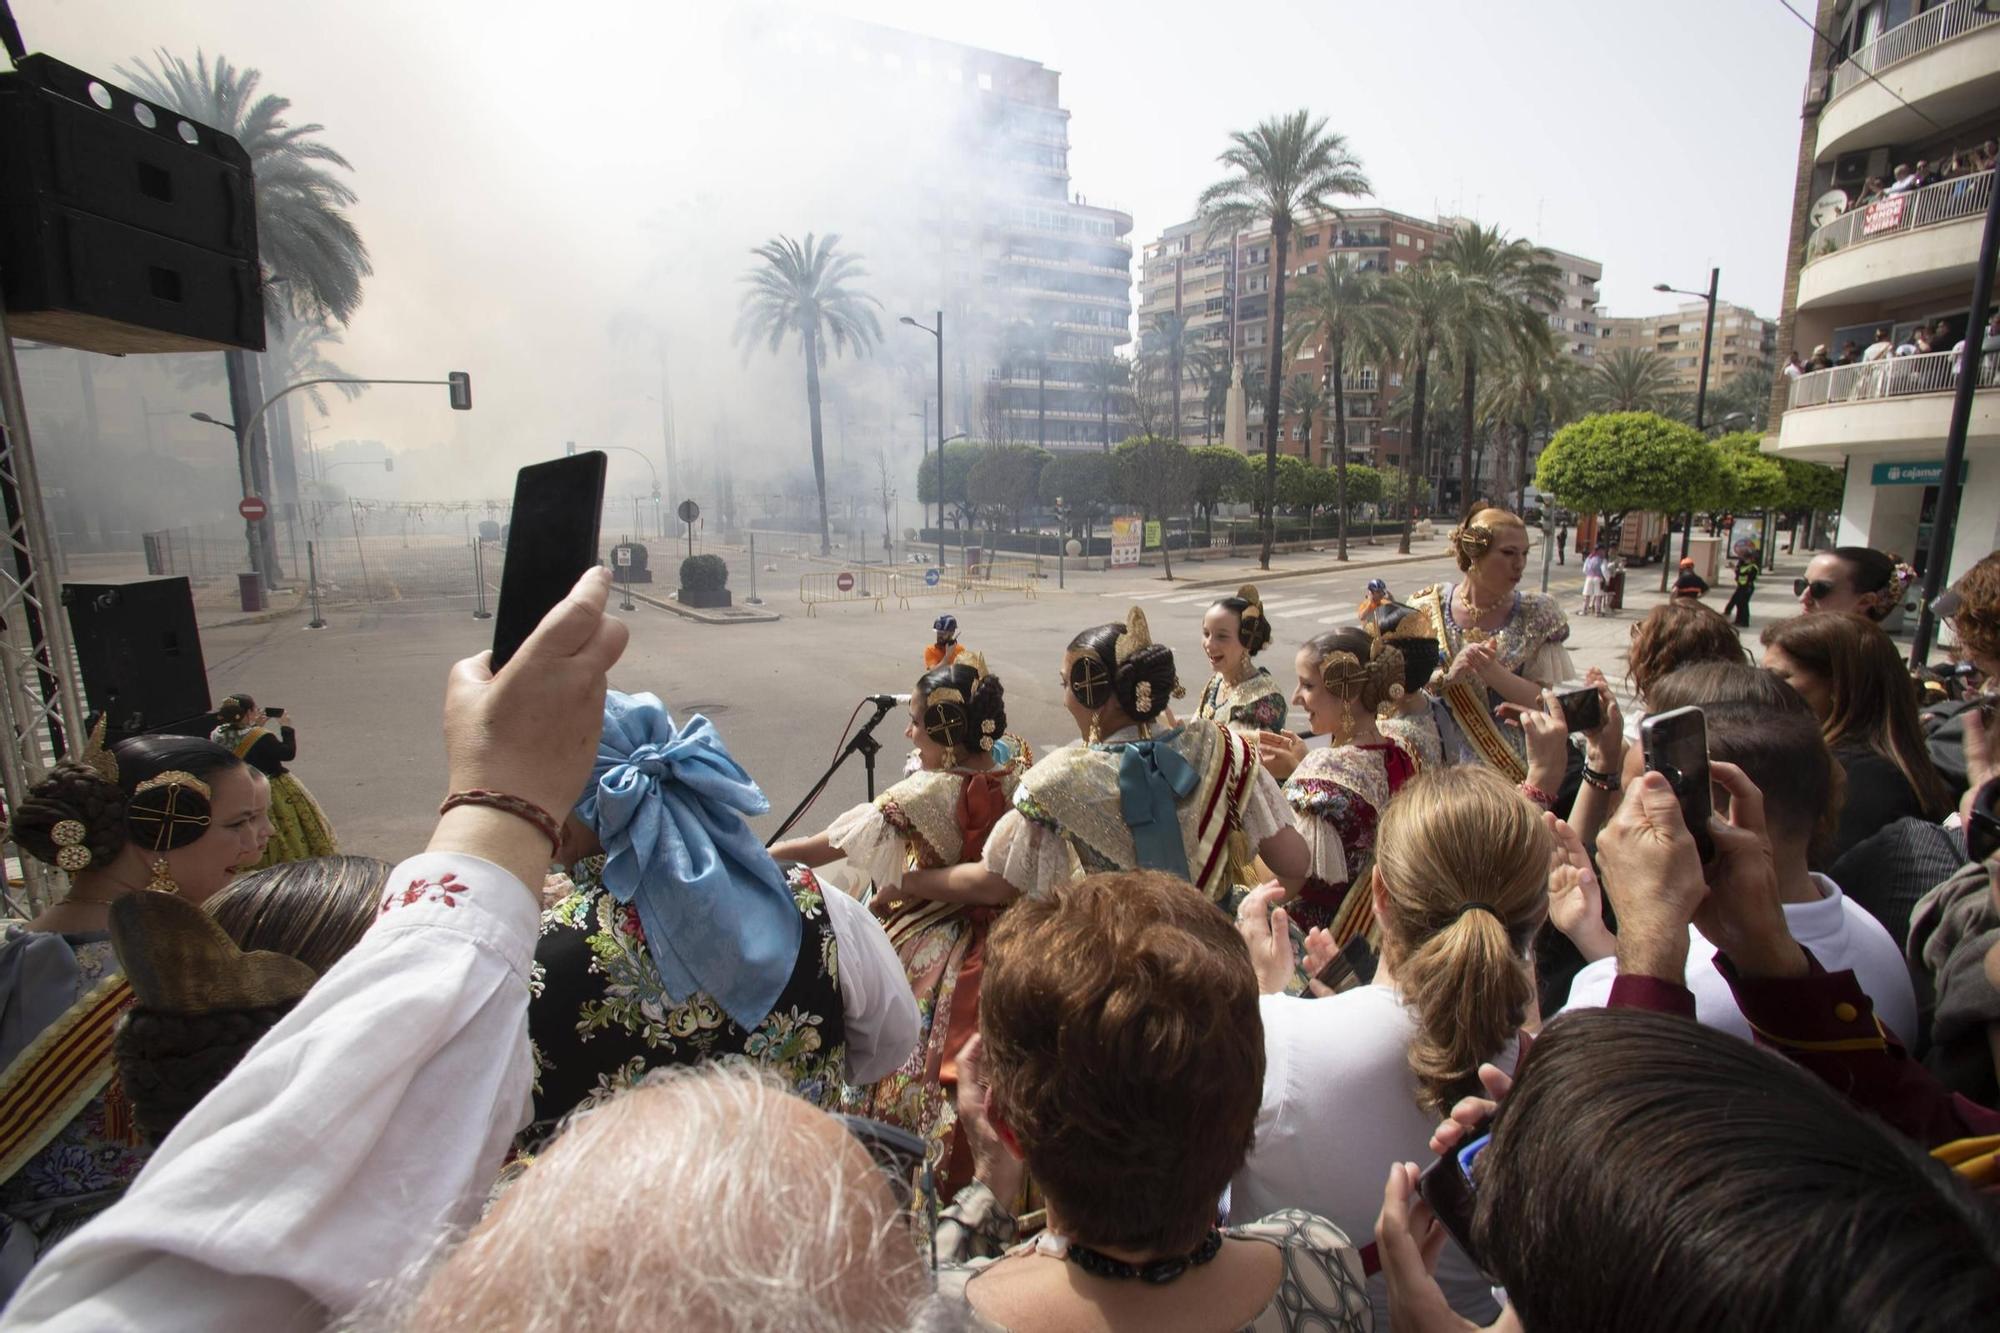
[865,694,912,707]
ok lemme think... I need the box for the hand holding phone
[1555,686,1603,735]
[264,706,285,720]
[1640,706,1713,862]
[1415,1129,1492,1270]
[491,453,608,671]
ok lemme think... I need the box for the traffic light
[447,371,472,411]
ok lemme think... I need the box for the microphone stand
[767,697,898,845]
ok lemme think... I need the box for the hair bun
[1116,642,1179,723]
[10,762,129,872]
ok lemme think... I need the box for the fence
[890,568,966,610]
[1806,170,1993,261]
[799,568,891,616]
[1788,348,2000,410]
[1828,0,1999,101]
[959,557,1041,602]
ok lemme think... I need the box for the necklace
[1061,1229,1224,1284]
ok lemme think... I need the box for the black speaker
[0,54,262,354]
[63,578,212,740]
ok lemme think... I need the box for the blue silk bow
[575,691,801,1031]
[1109,729,1199,880]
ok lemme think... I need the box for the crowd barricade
[798,569,886,616]
[890,568,967,610]
[959,557,1040,602]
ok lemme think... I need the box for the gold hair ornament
[1319,651,1373,701]
[128,772,213,855]
[926,687,966,707]
[1114,607,1153,664]
[1235,584,1266,628]
[51,819,90,873]
[133,772,212,802]
[1450,522,1495,563]
[1134,680,1154,715]
[78,716,119,786]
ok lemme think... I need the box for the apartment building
[1599,301,1779,391]
[1767,0,2000,591]
[1541,247,1605,363]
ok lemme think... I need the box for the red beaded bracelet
[439,790,564,858]
[1518,781,1553,809]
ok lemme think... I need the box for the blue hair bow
[1109,729,1199,880]
[575,692,801,1031]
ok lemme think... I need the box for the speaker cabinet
[63,578,212,740]
[0,54,262,354]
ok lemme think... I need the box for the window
[1394,259,1410,272]
[1300,233,1320,248]
[1395,231,1411,246]
[1416,238,1427,251]
[977,72,993,90]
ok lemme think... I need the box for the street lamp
[191,411,265,582]
[1653,267,1719,582]
[900,311,946,569]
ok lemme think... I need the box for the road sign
[678,499,701,524]
[836,571,855,592]
[238,496,268,522]
[614,547,633,568]
[924,567,941,587]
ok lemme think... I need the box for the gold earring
[1331,701,1359,748]
[1087,716,1102,745]
[146,857,179,895]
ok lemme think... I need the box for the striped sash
[0,974,134,1183]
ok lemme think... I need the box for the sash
[0,973,135,1182]
[1410,584,1527,783]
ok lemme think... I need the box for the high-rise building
[1599,301,1778,392]
[1766,0,1999,591]
[1539,246,1606,363]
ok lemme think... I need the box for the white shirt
[1233,986,1512,1329]
[818,878,921,1084]
[1562,872,1918,1044]
[1863,340,1893,362]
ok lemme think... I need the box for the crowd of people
[2,509,1999,1329]
[1787,306,2000,399]
[1836,139,1998,218]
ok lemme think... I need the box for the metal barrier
[799,569,886,616]
[959,557,1041,602]
[890,568,966,609]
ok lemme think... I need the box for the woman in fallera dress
[1194,585,1289,736]
[770,655,1029,1188]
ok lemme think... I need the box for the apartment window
[1415,238,1427,251]
[1300,233,1320,248]
[1394,259,1409,272]
[1394,232,1411,246]
[977,72,993,90]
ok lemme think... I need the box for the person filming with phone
[210,694,336,869]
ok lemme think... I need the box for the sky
[14,0,1817,508]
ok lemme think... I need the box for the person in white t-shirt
[1556,663,1918,1044]
[1232,765,1550,1329]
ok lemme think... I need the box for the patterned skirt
[255,773,338,869]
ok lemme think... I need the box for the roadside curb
[198,590,306,630]
[626,588,782,625]
[1150,547,1454,591]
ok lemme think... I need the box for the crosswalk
[1097,583,1378,625]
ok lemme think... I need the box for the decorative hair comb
[1114,606,1154,663]
[78,715,119,786]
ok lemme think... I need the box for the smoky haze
[15,2,1060,533]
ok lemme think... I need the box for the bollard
[307,540,326,629]
[745,531,762,605]
[472,538,492,620]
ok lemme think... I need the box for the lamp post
[191,410,262,583]
[1652,267,1719,588]
[900,311,946,569]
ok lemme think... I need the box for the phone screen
[491,452,607,671]
[1416,1130,1491,1270]
[1641,705,1713,860]
[1556,686,1603,735]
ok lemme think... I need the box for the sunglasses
[1969,776,2000,865]
[1794,578,1838,601]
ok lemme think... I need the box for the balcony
[1816,0,2000,162]
[1776,349,2000,463]
[1798,170,1993,309]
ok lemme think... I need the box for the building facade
[1766,0,2000,591]
[1599,301,1779,392]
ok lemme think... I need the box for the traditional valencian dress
[1284,742,1418,942]
[982,721,1288,906]
[1195,667,1289,735]
[210,723,337,868]
[1378,708,1445,772]
[1408,583,1574,780]
[818,744,1031,1168]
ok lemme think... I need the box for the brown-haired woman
[0,732,270,1292]
[1761,612,1954,859]
[1410,507,1574,778]
[938,869,1371,1331]
[1194,584,1289,735]
[211,694,337,869]
[1626,599,1748,709]
[1232,765,1548,1328]
[769,654,1030,1185]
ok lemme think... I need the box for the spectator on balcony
[1862,328,1893,363]
[1886,162,1921,195]
[1783,351,1806,381]
[1808,344,1833,372]
[1836,341,1861,367]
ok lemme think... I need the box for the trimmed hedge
[679,554,729,591]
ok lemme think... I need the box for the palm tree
[734,234,883,555]
[1080,356,1130,452]
[1587,348,1680,413]
[1285,257,1390,560]
[1281,374,1325,464]
[1381,264,1458,554]
[1478,329,1577,509]
[122,50,372,583]
[1003,322,1054,451]
[1143,310,1203,445]
[1194,346,1233,443]
[1433,223,1560,509]
[1198,110,1370,570]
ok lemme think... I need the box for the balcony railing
[1787,348,1999,411]
[1828,0,2000,100]
[1806,169,1994,260]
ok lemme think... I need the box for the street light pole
[1652,267,1720,583]
[900,311,947,568]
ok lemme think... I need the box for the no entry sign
[239,496,269,522]
[836,571,855,592]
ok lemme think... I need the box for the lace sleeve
[1288,797,1352,886]
[824,801,912,891]
[1240,764,1292,849]
[981,803,1076,901]
[1228,1210,1371,1332]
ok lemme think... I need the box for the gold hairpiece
[1236,584,1265,623]
[958,650,989,683]
[927,687,966,707]
[1383,608,1435,642]
[79,716,119,786]
[133,771,213,801]
[51,819,91,872]
[1134,680,1154,715]
[1114,606,1154,663]
[1320,650,1372,700]
[1450,522,1495,561]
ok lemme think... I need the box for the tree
[1113,436,1197,579]
[123,50,374,583]
[734,234,882,554]
[1478,328,1578,509]
[1286,256,1390,561]
[1189,444,1252,547]
[1586,348,1680,414]
[1143,310,1203,444]
[1534,412,1722,540]
[1127,354,1175,444]
[1040,451,1116,543]
[1711,432,1788,513]
[1707,365,1776,434]
[1080,356,1130,452]
[1434,223,1560,506]
[917,440,983,533]
[1003,322,1054,451]
[1381,263,1458,552]
[1343,462,1386,509]
[1274,454,1338,541]
[1196,347,1233,444]
[1281,374,1325,465]
[967,444,1051,535]
[1198,109,1370,570]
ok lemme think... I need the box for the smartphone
[1313,934,1378,993]
[263,707,284,719]
[490,452,608,671]
[1641,705,1714,862]
[1555,686,1603,735]
[1416,1129,1491,1270]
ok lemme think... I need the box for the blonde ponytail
[1375,767,1549,1117]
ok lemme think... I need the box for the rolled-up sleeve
[819,885,919,1085]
